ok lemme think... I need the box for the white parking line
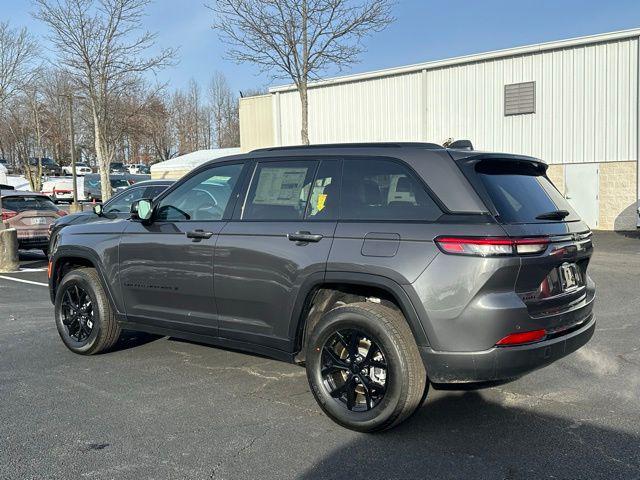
[0,275,48,287]
[13,268,48,273]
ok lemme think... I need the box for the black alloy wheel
[54,267,121,354]
[60,283,95,343]
[321,329,388,412]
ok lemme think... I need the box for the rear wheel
[54,268,121,354]
[305,302,426,432]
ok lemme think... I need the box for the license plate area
[559,262,581,292]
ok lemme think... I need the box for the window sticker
[253,167,308,206]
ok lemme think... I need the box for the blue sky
[3,0,640,95]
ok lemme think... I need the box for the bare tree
[141,94,173,161]
[0,22,38,107]
[208,71,239,148]
[34,0,176,200]
[208,0,394,145]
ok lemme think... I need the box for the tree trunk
[91,106,112,201]
[299,82,309,145]
[300,0,310,146]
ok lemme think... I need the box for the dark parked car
[83,174,151,202]
[48,143,595,432]
[1,190,67,254]
[109,162,127,174]
[49,179,173,246]
[28,157,63,176]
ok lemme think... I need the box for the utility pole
[0,179,4,231]
[67,94,80,212]
[0,155,4,229]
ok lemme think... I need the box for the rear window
[110,179,130,188]
[475,160,579,223]
[2,196,58,212]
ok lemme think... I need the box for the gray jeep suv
[48,143,595,432]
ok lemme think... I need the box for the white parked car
[61,162,93,176]
[0,163,7,185]
[41,178,75,203]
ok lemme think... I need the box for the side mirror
[131,198,153,221]
[92,204,103,216]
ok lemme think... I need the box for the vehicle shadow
[109,331,162,353]
[18,249,49,268]
[300,391,640,479]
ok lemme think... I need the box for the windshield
[110,179,130,188]
[2,196,58,212]
[475,160,579,224]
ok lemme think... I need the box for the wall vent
[504,81,536,116]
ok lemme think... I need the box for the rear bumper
[17,235,50,249]
[420,314,595,385]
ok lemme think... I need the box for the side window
[242,160,317,221]
[306,160,340,221]
[143,185,169,199]
[341,158,442,221]
[104,187,145,213]
[156,163,243,221]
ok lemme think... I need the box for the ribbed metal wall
[276,71,424,146]
[273,36,638,165]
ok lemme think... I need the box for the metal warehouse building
[240,29,640,231]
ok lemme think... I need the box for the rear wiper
[536,209,569,220]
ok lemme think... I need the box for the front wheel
[54,267,121,354]
[305,302,427,432]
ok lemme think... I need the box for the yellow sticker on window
[317,193,327,211]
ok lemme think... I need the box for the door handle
[287,231,323,243]
[186,229,214,241]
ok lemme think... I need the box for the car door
[119,162,246,335]
[215,158,341,351]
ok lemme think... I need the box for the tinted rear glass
[476,160,579,223]
[111,179,130,188]
[3,196,58,212]
[341,158,442,221]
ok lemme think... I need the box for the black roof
[1,189,50,198]
[250,142,443,153]
[128,179,174,186]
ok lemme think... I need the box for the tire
[305,302,427,432]
[54,267,121,355]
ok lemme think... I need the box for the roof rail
[250,142,443,153]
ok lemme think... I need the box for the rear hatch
[2,195,61,239]
[455,154,594,333]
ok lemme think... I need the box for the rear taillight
[496,329,546,346]
[56,210,67,217]
[1,209,17,221]
[435,236,549,257]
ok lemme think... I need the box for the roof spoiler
[443,139,474,151]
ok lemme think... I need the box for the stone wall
[545,161,637,231]
[546,165,565,194]
[598,161,638,231]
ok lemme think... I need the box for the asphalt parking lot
[1,232,639,480]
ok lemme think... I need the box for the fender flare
[50,246,122,317]
[289,271,431,354]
